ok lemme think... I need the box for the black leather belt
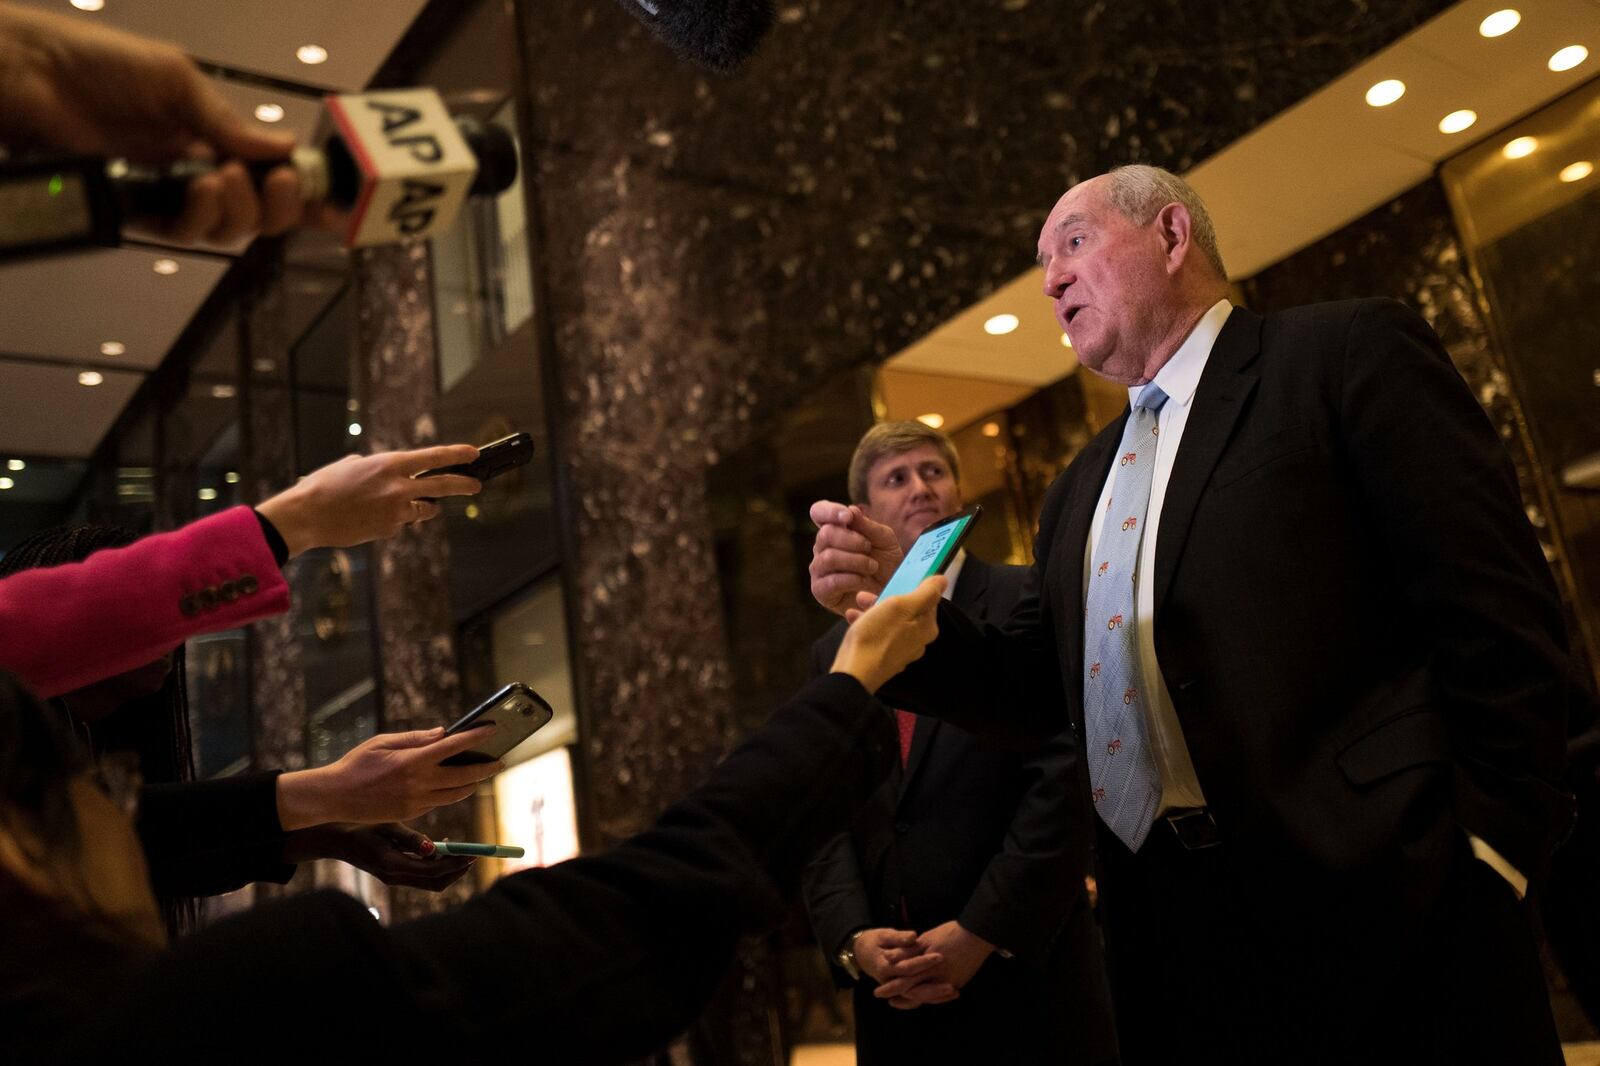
[1163,807,1221,851]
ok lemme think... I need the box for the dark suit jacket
[884,300,1575,999]
[805,556,1113,1064]
[21,674,895,1063]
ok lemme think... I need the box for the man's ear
[1155,202,1194,275]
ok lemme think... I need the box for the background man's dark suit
[805,555,1116,1064]
[884,300,1575,1062]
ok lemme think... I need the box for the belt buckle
[1165,808,1220,851]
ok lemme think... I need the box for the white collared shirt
[1084,298,1233,814]
[942,548,966,600]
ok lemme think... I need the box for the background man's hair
[848,421,962,505]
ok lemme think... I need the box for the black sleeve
[81,674,896,1061]
[251,509,290,568]
[136,772,295,897]
[802,832,873,984]
[1341,299,1573,876]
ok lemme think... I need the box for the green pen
[430,841,525,858]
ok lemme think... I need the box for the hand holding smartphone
[876,506,982,601]
[416,432,535,501]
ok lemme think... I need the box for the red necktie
[896,709,917,766]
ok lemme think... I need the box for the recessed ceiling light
[1438,109,1478,134]
[6,459,23,471]
[254,103,285,124]
[1503,136,1539,159]
[152,258,179,275]
[100,341,125,357]
[1478,9,1520,37]
[224,471,241,484]
[1364,79,1406,108]
[916,413,945,429]
[982,422,1001,438]
[78,371,104,387]
[70,0,104,10]
[1560,161,1594,183]
[0,478,13,491]
[1060,332,1072,348]
[211,384,236,399]
[1549,45,1589,72]
[984,313,1020,335]
[296,44,328,65]
[348,422,362,436]
[197,487,219,501]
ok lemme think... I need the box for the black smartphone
[440,682,554,766]
[876,506,982,600]
[418,432,535,484]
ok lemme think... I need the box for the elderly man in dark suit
[803,421,1115,1065]
[806,165,1577,1063]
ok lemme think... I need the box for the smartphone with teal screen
[877,506,982,601]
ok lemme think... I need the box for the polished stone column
[352,241,475,919]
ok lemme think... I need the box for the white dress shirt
[1083,298,1232,815]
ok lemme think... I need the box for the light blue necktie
[1084,382,1168,852]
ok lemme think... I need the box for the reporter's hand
[283,822,474,892]
[829,574,944,693]
[809,501,902,617]
[256,445,483,558]
[0,4,320,243]
[275,726,504,830]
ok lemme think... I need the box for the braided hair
[0,525,198,934]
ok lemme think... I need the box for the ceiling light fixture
[348,422,362,436]
[225,471,241,484]
[296,44,328,65]
[1549,45,1589,72]
[1503,136,1539,159]
[211,384,237,399]
[1478,9,1520,37]
[982,422,1001,438]
[254,103,285,123]
[0,478,13,491]
[1438,109,1478,134]
[152,258,179,275]
[984,313,1020,335]
[1060,332,1072,348]
[78,371,104,387]
[916,413,945,429]
[1560,161,1594,183]
[197,488,218,501]
[99,341,125,357]
[69,0,105,10]
[6,459,24,471]
[1364,79,1406,108]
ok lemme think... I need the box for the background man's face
[861,443,963,554]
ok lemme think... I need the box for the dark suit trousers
[1096,824,1560,1065]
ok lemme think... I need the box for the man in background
[803,421,1115,1064]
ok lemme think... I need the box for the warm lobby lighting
[296,44,328,65]
[1439,109,1478,134]
[1549,45,1589,72]
[70,0,105,10]
[254,103,285,123]
[225,471,241,484]
[984,313,1019,335]
[197,488,218,501]
[1364,79,1405,108]
[100,341,125,357]
[982,422,1001,438]
[1478,9,1520,37]
[916,413,945,429]
[211,384,236,399]
[1061,332,1072,347]
[1503,136,1539,159]
[6,460,24,472]
[1560,161,1594,183]
[78,371,103,387]
[0,478,13,491]
[152,258,179,275]
[348,422,362,436]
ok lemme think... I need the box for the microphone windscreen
[614,0,775,72]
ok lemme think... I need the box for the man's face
[1036,176,1175,385]
[861,443,963,554]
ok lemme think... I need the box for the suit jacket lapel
[1152,306,1263,616]
[899,557,991,802]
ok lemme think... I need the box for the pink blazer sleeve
[0,506,291,698]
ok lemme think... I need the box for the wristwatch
[836,928,868,981]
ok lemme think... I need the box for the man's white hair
[1103,164,1228,280]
